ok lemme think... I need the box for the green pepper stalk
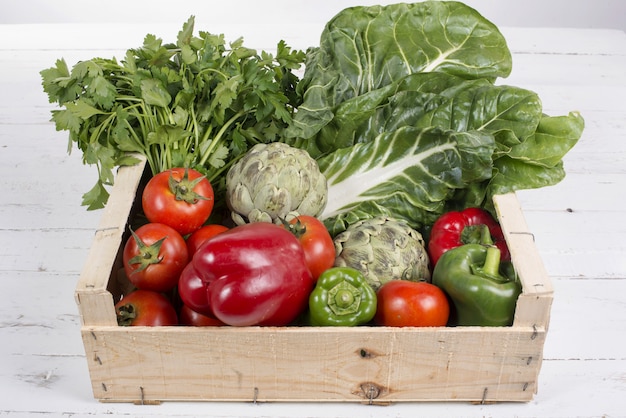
[432,225,521,326]
[308,267,377,326]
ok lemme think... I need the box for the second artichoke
[333,216,431,291]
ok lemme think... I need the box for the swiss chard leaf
[507,112,584,168]
[309,73,542,158]
[288,1,512,141]
[480,111,584,211]
[318,126,495,234]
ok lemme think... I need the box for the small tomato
[115,289,178,326]
[142,168,214,236]
[375,280,449,327]
[284,215,335,280]
[186,224,229,255]
[123,223,189,293]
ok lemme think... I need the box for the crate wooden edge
[74,158,552,404]
[81,324,546,404]
[74,155,147,326]
[493,194,554,330]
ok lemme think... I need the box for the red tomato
[142,167,214,236]
[123,223,189,293]
[179,304,225,326]
[285,215,335,280]
[375,280,450,327]
[186,224,229,255]
[115,289,178,326]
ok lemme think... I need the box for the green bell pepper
[309,267,377,326]
[432,225,521,326]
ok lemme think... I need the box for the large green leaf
[318,126,495,235]
[485,158,566,212]
[306,73,471,157]
[288,1,512,141]
[507,112,584,168]
[481,111,585,211]
[310,73,542,158]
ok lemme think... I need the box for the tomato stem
[116,303,137,326]
[127,228,166,273]
[168,169,210,204]
[279,216,307,239]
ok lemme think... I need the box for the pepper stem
[469,224,506,280]
[481,245,502,278]
[328,281,361,316]
[479,223,494,246]
[334,289,355,309]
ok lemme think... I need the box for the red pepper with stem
[428,207,510,268]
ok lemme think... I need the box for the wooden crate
[74,156,553,404]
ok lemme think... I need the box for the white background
[2,0,625,32]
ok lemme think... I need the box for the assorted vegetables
[41,1,584,328]
[286,2,583,233]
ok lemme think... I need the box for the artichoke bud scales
[226,142,328,225]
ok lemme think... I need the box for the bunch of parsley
[40,16,305,210]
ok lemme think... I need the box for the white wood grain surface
[1,9,625,417]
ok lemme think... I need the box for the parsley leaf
[40,15,306,210]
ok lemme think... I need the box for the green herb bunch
[41,16,306,210]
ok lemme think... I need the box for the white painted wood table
[1,13,625,418]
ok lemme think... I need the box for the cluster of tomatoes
[117,167,226,326]
[116,166,343,327]
[116,167,453,328]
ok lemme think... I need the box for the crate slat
[82,325,545,404]
[493,194,554,330]
[75,156,147,326]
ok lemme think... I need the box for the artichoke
[226,142,328,225]
[333,216,431,291]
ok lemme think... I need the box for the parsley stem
[198,109,248,167]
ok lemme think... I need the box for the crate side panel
[493,193,554,329]
[514,293,554,331]
[75,157,147,326]
[493,193,553,295]
[82,326,545,403]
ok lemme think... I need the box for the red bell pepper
[428,207,510,268]
[178,261,213,317]
[180,222,314,326]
